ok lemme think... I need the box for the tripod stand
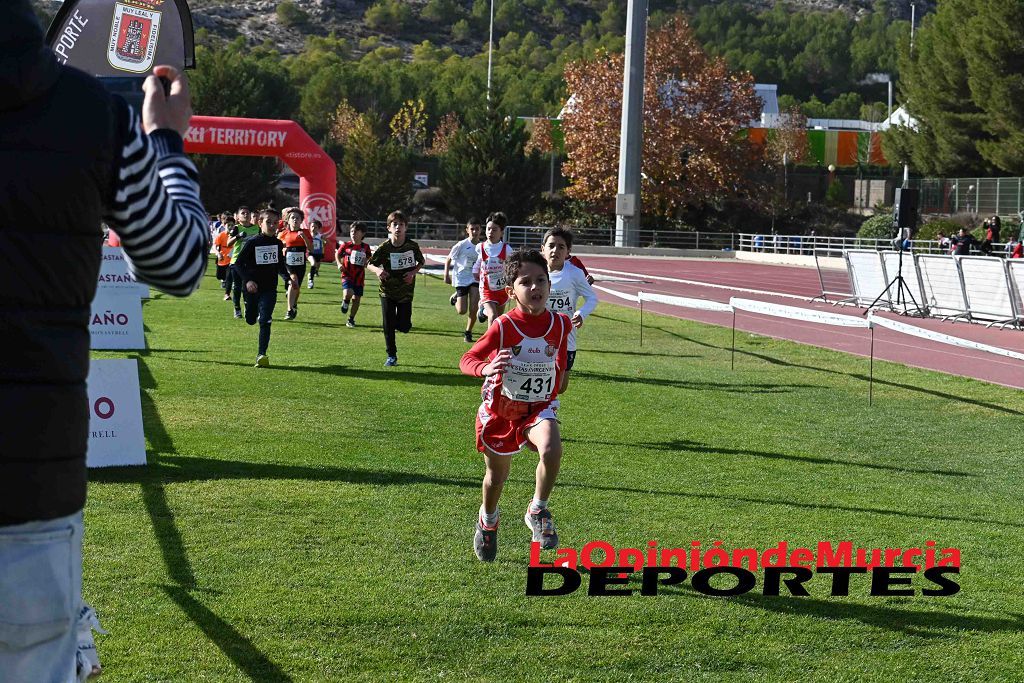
[863,226,924,317]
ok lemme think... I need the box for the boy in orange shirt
[213,215,235,299]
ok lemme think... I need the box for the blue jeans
[244,288,277,355]
[0,510,83,683]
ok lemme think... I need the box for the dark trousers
[244,289,277,355]
[230,265,245,309]
[380,297,412,357]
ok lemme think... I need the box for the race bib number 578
[390,251,416,270]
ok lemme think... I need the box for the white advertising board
[100,246,150,297]
[86,359,147,468]
[89,290,146,350]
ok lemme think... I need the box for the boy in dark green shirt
[368,210,425,366]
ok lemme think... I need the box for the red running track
[423,248,1024,389]
[574,254,1024,391]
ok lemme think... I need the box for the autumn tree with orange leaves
[561,17,762,217]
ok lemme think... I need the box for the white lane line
[588,266,811,301]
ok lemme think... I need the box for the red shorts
[476,401,558,455]
[481,288,509,306]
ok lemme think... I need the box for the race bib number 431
[255,245,279,264]
[487,272,505,290]
[501,361,556,403]
[390,251,416,270]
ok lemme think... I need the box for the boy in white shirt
[541,227,598,371]
[444,218,483,342]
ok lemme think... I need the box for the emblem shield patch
[108,2,162,73]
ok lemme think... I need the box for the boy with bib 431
[460,249,572,562]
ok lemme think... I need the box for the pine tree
[439,107,545,222]
[338,117,414,220]
[885,0,992,175]
[964,0,1024,174]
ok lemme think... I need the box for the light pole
[615,0,648,247]
[486,0,495,102]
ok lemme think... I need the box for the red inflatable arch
[182,116,339,258]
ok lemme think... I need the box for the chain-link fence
[910,177,1024,217]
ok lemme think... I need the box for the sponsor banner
[730,298,871,328]
[639,291,733,313]
[100,246,150,297]
[868,314,1024,361]
[87,358,147,467]
[300,192,337,238]
[90,289,146,349]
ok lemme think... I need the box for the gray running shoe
[524,508,558,549]
[474,518,498,562]
[477,305,487,324]
[233,309,242,319]
[384,356,398,367]
[346,318,356,328]
[341,301,350,314]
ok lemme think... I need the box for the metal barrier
[812,249,1024,328]
[811,250,856,304]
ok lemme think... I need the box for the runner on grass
[307,219,325,288]
[227,205,258,319]
[213,214,235,299]
[235,207,289,367]
[460,249,572,562]
[476,211,511,328]
[542,227,598,373]
[444,218,482,342]
[337,221,372,328]
[367,210,425,366]
[279,207,313,320]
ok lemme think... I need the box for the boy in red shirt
[460,249,572,562]
[336,221,373,328]
[476,211,512,327]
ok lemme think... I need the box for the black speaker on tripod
[893,187,919,230]
[865,186,923,316]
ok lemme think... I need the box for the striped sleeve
[103,107,210,297]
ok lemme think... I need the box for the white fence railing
[335,220,1018,260]
[737,233,1015,257]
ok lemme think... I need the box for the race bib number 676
[254,245,279,264]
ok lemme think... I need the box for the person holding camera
[1,2,209,679]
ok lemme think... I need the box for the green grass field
[87,258,1024,681]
